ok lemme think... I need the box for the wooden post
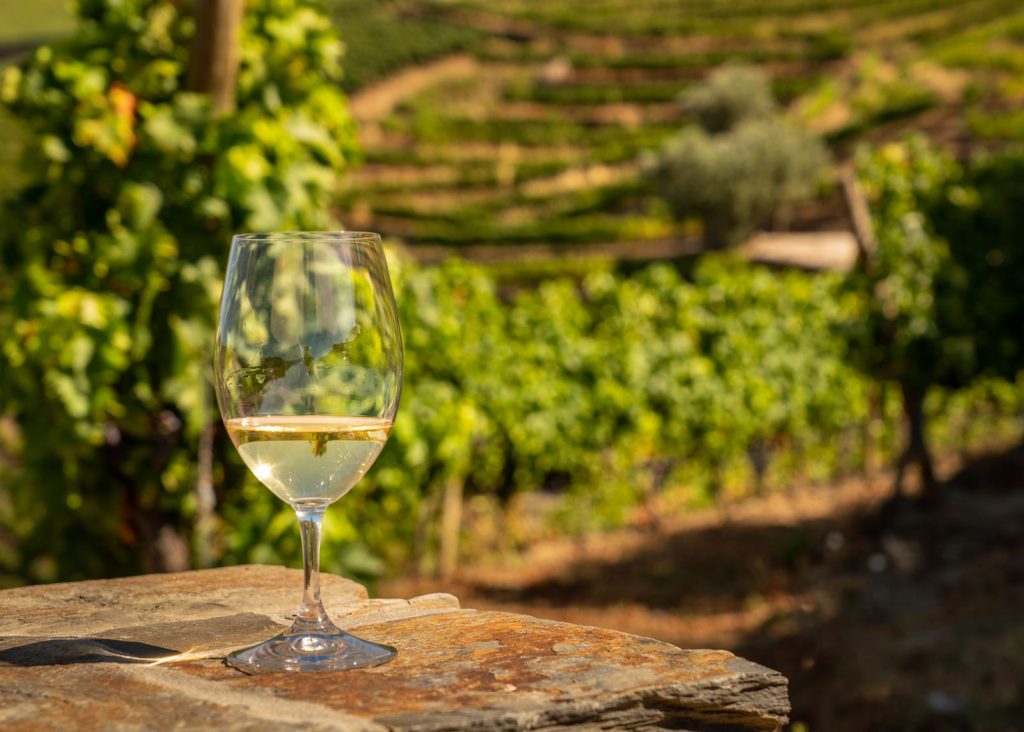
[194,421,217,568]
[839,163,877,270]
[439,477,464,580]
[187,0,246,116]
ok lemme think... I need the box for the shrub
[646,119,829,247]
[649,62,829,247]
[680,64,777,134]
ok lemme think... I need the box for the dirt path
[383,471,896,647]
[349,53,481,123]
[381,443,1024,731]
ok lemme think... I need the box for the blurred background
[0,0,1023,729]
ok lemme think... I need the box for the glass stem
[290,506,339,636]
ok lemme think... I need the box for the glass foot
[226,630,396,673]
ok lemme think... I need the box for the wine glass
[214,231,402,673]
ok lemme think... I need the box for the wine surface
[225,415,391,506]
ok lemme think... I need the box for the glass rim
[232,231,383,245]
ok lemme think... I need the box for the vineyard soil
[382,443,1024,731]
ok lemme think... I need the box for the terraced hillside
[1,0,1021,254]
[334,0,1024,256]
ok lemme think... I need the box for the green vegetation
[399,114,678,149]
[680,65,777,134]
[646,67,829,248]
[5,0,1024,252]
[846,138,1024,495]
[230,255,871,574]
[326,0,482,92]
[0,109,28,202]
[228,243,1023,576]
[504,80,687,106]
[1,8,1022,731]
[0,0,72,43]
[0,0,1022,588]
[436,0,1019,36]
[648,119,828,248]
[0,0,74,203]
[381,212,673,247]
[931,150,1024,382]
[333,0,1024,254]
[0,0,358,582]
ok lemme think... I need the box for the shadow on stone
[0,637,178,666]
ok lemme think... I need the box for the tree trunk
[187,0,246,116]
[894,383,938,500]
[862,384,882,476]
[747,440,770,496]
[637,457,674,532]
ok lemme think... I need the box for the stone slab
[0,565,789,731]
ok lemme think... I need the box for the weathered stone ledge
[0,565,789,731]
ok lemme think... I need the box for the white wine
[225,415,391,507]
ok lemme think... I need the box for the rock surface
[0,565,789,731]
